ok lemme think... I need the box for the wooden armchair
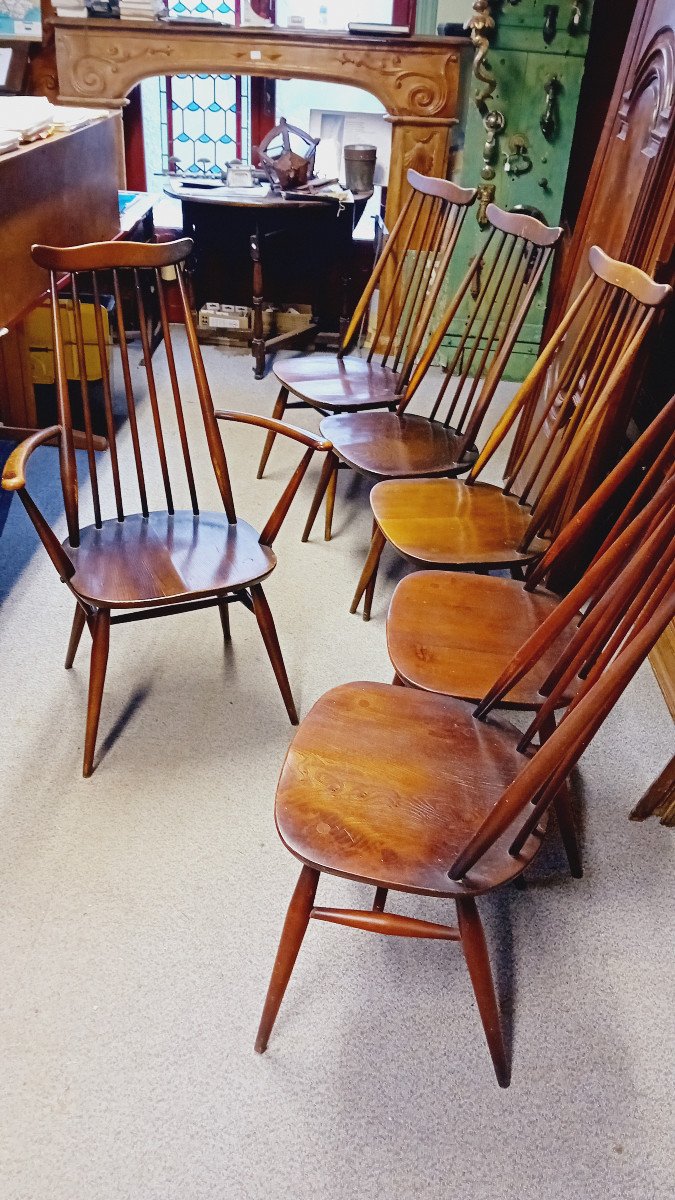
[256,169,478,478]
[1,239,331,775]
[255,506,674,1086]
[352,247,672,618]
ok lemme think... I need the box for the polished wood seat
[65,512,275,608]
[319,412,474,479]
[387,571,575,708]
[370,477,548,570]
[272,354,399,412]
[384,404,675,708]
[274,682,539,898]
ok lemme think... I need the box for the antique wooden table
[166,179,372,378]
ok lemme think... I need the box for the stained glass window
[146,0,250,178]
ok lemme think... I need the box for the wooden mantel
[53,19,470,234]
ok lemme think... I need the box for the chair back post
[174,264,237,524]
[474,476,675,720]
[47,268,80,545]
[525,392,675,590]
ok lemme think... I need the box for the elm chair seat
[370,477,548,570]
[319,412,477,480]
[274,682,541,898]
[273,354,399,412]
[65,512,276,609]
[387,571,577,709]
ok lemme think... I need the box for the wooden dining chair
[254,527,675,1086]
[256,169,477,479]
[387,395,675,709]
[298,206,563,552]
[1,239,331,775]
[351,247,672,618]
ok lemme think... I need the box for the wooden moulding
[52,19,471,247]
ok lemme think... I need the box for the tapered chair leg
[250,584,298,724]
[218,598,231,643]
[302,451,337,543]
[372,887,388,912]
[255,865,320,1053]
[324,457,339,541]
[540,713,582,878]
[553,785,583,879]
[257,386,289,479]
[456,896,510,1088]
[83,608,111,778]
[65,602,87,669]
[350,526,386,619]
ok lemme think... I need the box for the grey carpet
[0,340,673,1200]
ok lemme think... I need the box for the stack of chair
[257,168,563,555]
[255,470,675,1087]
[351,247,672,618]
[299,206,563,548]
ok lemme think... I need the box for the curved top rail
[407,168,477,207]
[31,238,194,272]
[588,245,672,306]
[486,203,563,247]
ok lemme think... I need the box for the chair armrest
[215,410,332,453]
[2,425,62,491]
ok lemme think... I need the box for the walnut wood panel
[0,116,122,331]
[53,19,469,240]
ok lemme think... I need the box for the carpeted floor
[0,338,673,1200]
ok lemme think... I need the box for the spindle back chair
[256,492,674,1085]
[300,206,563,546]
[387,393,675,706]
[1,238,331,775]
[258,169,478,477]
[353,248,671,617]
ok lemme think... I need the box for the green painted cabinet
[442,0,595,378]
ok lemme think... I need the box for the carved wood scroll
[53,18,470,236]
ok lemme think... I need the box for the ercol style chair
[256,169,477,479]
[255,510,674,1087]
[387,394,675,709]
[1,239,331,776]
[352,247,672,618]
[387,464,675,881]
[299,206,563,551]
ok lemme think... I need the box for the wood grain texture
[274,682,543,898]
[370,477,549,568]
[0,117,122,330]
[65,513,276,609]
[319,412,474,480]
[387,571,578,709]
[273,355,400,411]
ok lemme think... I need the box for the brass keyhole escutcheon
[504,135,532,177]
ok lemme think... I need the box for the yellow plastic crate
[26,299,111,386]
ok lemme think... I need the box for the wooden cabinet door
[544,0,675,714]
[547,0,675,315]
